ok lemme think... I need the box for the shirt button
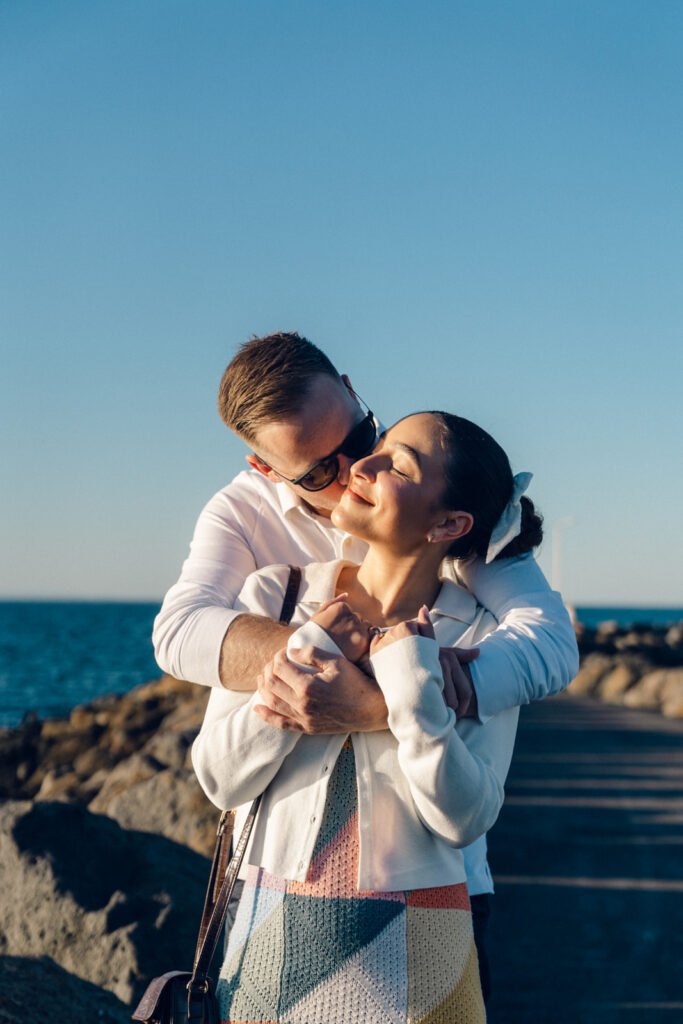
[298,861,304,870]
[310,815,316,824]
[322,765,329,773]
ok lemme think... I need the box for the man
[153,331,578,999]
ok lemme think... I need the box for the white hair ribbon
[485,471,534,564]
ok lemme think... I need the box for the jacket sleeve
[191,686,302,810]
[370,634,519,848]
[455,554,579,722]
[152,475,264,688]
[191,572,346,810]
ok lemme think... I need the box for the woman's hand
[310,595,371,663]
[368,605,435,657]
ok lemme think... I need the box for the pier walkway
[486,694,683,1023]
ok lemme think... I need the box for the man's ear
[428,511,474,544]
[245,453,280,482]
[341,373,358,403]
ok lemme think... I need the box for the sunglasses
[261,406,378,492]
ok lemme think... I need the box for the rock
[141,728,193,770]
[102,768,218,857]
[666,623,683,648]
[87,754,160,815]
[72,743,119,778]
[35,769,82,802]
[661,670,683,718]
[566,654,613,696]
[622,671,669,711]
[0,954,130,1024]
[598,662,640,702]
[595,620,620,638]
[0,800,211,1006]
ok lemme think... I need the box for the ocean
[0,600,681,729]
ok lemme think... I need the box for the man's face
[249,376,368,516]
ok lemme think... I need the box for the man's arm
[153,474,308,689]
[219,614,295,691]
[455,553,580,722]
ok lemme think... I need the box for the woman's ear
[428,511,474,544]
[245,453,280,482]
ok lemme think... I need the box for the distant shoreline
[1,601,681,730]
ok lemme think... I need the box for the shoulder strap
[280,565,302,624]
[189,565,302,991]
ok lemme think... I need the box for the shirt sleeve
[152,477,264,687]
[456,554,580,722]
[191,565,304,808]
[369,634,519,848]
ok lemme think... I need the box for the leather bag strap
[188,566,302,990]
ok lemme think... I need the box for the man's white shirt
[153,468,578,722]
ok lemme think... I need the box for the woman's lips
[346,485,374,506]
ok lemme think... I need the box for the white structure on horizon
[552,516,576,601]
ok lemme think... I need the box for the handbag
[131,566,302,1024]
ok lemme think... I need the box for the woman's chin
[331,494,369,535]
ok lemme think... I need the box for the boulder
[0,800,211,1006]
[87,754,161,814]
[0,955,130,1024]
[566,654,613,696]
[102,768,218,857]
[622,670,669,711]
[598,662,641,702]
[661,669,683,718]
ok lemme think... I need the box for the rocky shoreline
[0,676,217,1022]
[568,618,683,716]
[1,617,682,1019]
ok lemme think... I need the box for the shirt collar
[430,577,480,624]
[275,480,334,526]
[298,560,350,605]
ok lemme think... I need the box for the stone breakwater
[1,624,682,1017]
[568,618,683,716]
[0,675,220,1020]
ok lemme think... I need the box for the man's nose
[336,454,354,485]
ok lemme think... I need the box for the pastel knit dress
[217,739,486,1024]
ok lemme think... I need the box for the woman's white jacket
[192,561,519,893]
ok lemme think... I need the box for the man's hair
[218,332,342,443]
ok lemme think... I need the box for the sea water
[0,600,681,728]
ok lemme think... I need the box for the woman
[192,410,543,1024]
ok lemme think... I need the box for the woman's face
[331,412,451,551]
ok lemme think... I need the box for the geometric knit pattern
[218,740,486,1023]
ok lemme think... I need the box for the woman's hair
[430,412,543,561]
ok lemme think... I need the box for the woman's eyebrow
[392,441,421,466]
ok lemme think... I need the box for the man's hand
[439,646,480,718]
[310,596,371,663]
[253,646,388,733]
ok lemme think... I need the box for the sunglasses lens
[299,457,339,492]
[341,413,376,460]
[296,412,375,491]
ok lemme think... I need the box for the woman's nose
[348,452,377,481]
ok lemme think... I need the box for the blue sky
[2,1,682,605]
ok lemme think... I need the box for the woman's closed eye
[391,458,414,478]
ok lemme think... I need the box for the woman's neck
[337,544,446,627]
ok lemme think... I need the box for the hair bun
[496,496,544,559]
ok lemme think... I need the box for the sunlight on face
[332,413,448,551]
